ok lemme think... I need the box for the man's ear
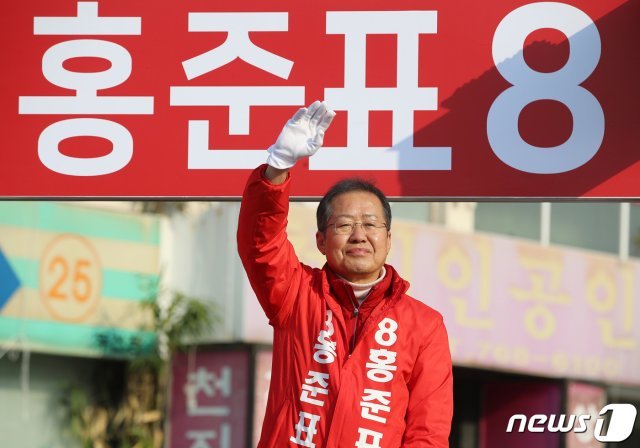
[316,231,326,255]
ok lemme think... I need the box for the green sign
[0,202,160,358]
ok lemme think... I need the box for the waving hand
[266,101,336,169]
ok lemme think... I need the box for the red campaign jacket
[237,165,453,448]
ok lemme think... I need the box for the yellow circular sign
[40,234,102,322]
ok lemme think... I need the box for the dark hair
[316,178,392,232]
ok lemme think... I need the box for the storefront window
[630,203,640,258]
[550,203,619,255]
[475,203,541,241]
[391,202,430,223]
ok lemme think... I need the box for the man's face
[316,191,391,284]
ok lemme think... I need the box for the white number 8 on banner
[488,2,604,174]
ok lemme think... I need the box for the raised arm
[237,101,335,326]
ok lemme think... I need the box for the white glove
[266,100,336,169]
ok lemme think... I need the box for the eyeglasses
[325,221,389,235]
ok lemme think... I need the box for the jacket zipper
[348,283,360,355]
[350,305,359,355]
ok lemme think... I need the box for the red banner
[2,0,638,198]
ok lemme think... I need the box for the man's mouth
[346,247,370,256]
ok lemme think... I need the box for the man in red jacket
[237,101,453,447]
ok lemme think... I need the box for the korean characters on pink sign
[170,351,249,448]
[183,364,232,447]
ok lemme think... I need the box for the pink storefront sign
[169,349,249,448]
[384,224,640,385]
[565,382,607,448]
[480,381,563,448]
[252,350,273,448]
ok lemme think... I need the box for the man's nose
[349,223,367,241]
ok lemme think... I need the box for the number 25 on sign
[39,234,102,322]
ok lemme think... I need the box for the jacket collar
[322,264,409,313]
